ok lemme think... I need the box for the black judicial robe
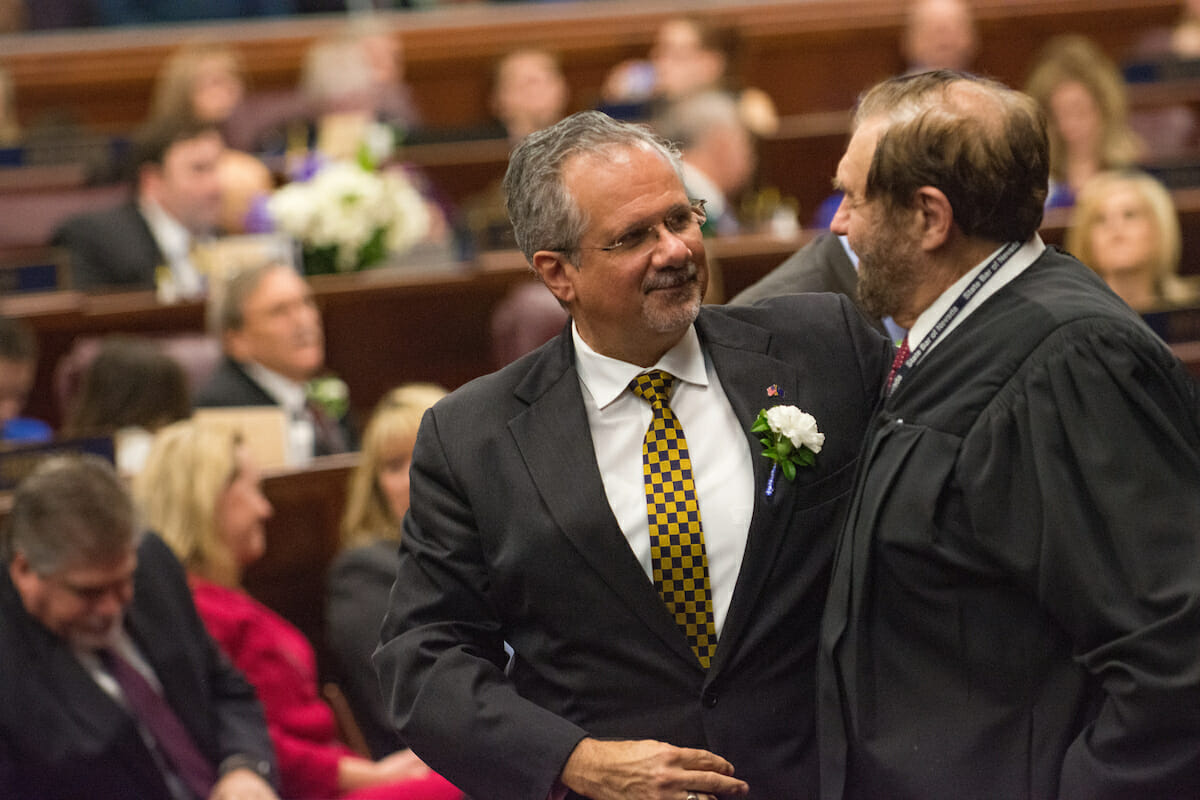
[819,246,1200,800]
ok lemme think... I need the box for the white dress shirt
[573,323,755,636]
[139,199,205,300]
[243,361,315,465]
[76,630,193,800]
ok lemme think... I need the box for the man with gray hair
[196,261,353,461]
[375,110,890,800]
[819,69,1200,799]
[0,454,279,799]
[654,90,756,236]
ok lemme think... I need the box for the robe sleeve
[960,318,1200,799]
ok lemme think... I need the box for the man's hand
[559,737,749,800]
[209,768,279,800]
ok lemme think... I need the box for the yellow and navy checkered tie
[630,370,718,669]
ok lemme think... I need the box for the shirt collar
[139,199,192,262]
[243,361,308,413]
[907,234,1045,349]
[573,323,709,410]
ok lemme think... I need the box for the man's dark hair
[856,69,1049,242]
[122,116,222,184]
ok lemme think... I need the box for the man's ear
[138,163,162,201]
[532,250,576,306]
[9,551,35,598]
[915,186,953,251]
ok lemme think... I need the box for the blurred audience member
[52,118,225,295]
[408,47,568,147]
[655,89,756,236]
[298,20,422,162]
[600,16,778,136]
[148,42,247,132]
[218,149,276,235]
[811,0,978,230]
[196,262,355,462]
[145,41,282,233]
[1131,0,1200,61]
[902,0,978,73]
[327,383,447,760]
[491,48,570,144]
[61,336,192,475]
[488,281,570,368]
[453,48,570,251]
[0,315,49,444]
[0,454,280,800]
[136,419,462,800]
[1025,34,1144,208]
[1065,170,1197,311]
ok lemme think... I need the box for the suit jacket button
[702,688,718,708]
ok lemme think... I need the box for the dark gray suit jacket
[375,294,891,800]
[731,233,887,335]
[52,202,164,291]
[195,356,356,455]
[0,534,276,799]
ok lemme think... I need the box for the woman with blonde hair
[149,42,247,129]
[327,383,446,760]
[1025,34,1144,208]
[1066,170,1196,311]
[135,419,461,800]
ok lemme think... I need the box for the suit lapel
[126,601,209,752]
[229,360,282,405]
[695,310,803,673]
[509,331,698,667]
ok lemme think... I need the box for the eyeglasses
[557,199,706,258]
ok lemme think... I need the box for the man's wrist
[219,753,273,782]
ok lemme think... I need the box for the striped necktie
[99,648,216,799]
[630,370,717,669]
[886,335,910,394]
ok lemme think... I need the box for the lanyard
[890,240,1022,394]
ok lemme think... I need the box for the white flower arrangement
[752,404,824,494]
[267,159,431,274]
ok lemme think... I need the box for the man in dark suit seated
[0,454,279,800]
[195,261,354,462]
[375,110,891,800]
[52,118,224,295]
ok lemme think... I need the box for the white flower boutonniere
[306,376,350,420]
[752,405,824,496]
